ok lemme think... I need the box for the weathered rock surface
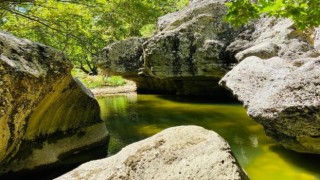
[97,0,238,96]
[97,0,319,98]
[227,18,319,62]
[99,38,146,77]
[144,0,235,78]
[220,15,320,154]
[220,56,320,153]
[57,126,249,180]
[0,32,108,174]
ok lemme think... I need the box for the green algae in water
[97,94,320,180]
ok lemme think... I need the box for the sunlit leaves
[225,0,259,28]
[0,0,189,74]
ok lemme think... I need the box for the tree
[0,0,189,75]
[225,0,320,30]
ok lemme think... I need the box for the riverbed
[98,94,320,180]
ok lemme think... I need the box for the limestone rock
[97,1,319,98]
[0,32,108,174]
[234,42,279,61]
[220,56,320,153]
[144,0,236,78]
[220,15,320,154]
[57,126,249,180]
[98,38,147,77]
[228,18,319,61]
[157,0,229,31]
[97,0,238,96]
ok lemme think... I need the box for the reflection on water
[97,94,320,180]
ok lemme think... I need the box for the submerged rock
[0,32,108,174]
[57,126,249,180]
[97,0,238,96]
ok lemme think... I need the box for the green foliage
[80,76,106,89]
[105,76,126,87]
[225,0,258,28]
[72,69,106,89]
[140,24,157,37]
[225,0,320,30]
[0,0,189,74]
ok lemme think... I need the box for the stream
[98,94,320,180]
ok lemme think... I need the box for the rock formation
[220,18,320,153]
[226,17,319,61]
[97,0,238,96]
[97,0,320,154]
[57,126,249,180]
[220,56,320,154]
[0,32,109,174]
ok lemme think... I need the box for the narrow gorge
[0,0,319,179]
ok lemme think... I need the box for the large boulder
[219,14,320,154]
[57,126,249,180]
[143,0,235,79]
[0,32,108,174]
[97,0,238,96]
[220,56,320,153]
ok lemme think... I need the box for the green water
[98,94,320,180]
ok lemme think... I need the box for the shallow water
[97,94,320,180]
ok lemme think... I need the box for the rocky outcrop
[97,0,319,98]
[97,0,320,155]
[97,0,238,96]
[0,32,108,174]
[99,38,146,77]
[57,126,249,180]
[219,13,320,153]
[226,17,319,62]
[220,56,320,154]
[143,0,235,78]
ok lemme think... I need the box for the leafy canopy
[0,0,189,74]
[225,0,320,30]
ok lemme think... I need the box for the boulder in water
[57,126,249,180]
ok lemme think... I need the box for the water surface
[98,94,320,180]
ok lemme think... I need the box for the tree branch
[1,6,67,34]
[0,6,89,45]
